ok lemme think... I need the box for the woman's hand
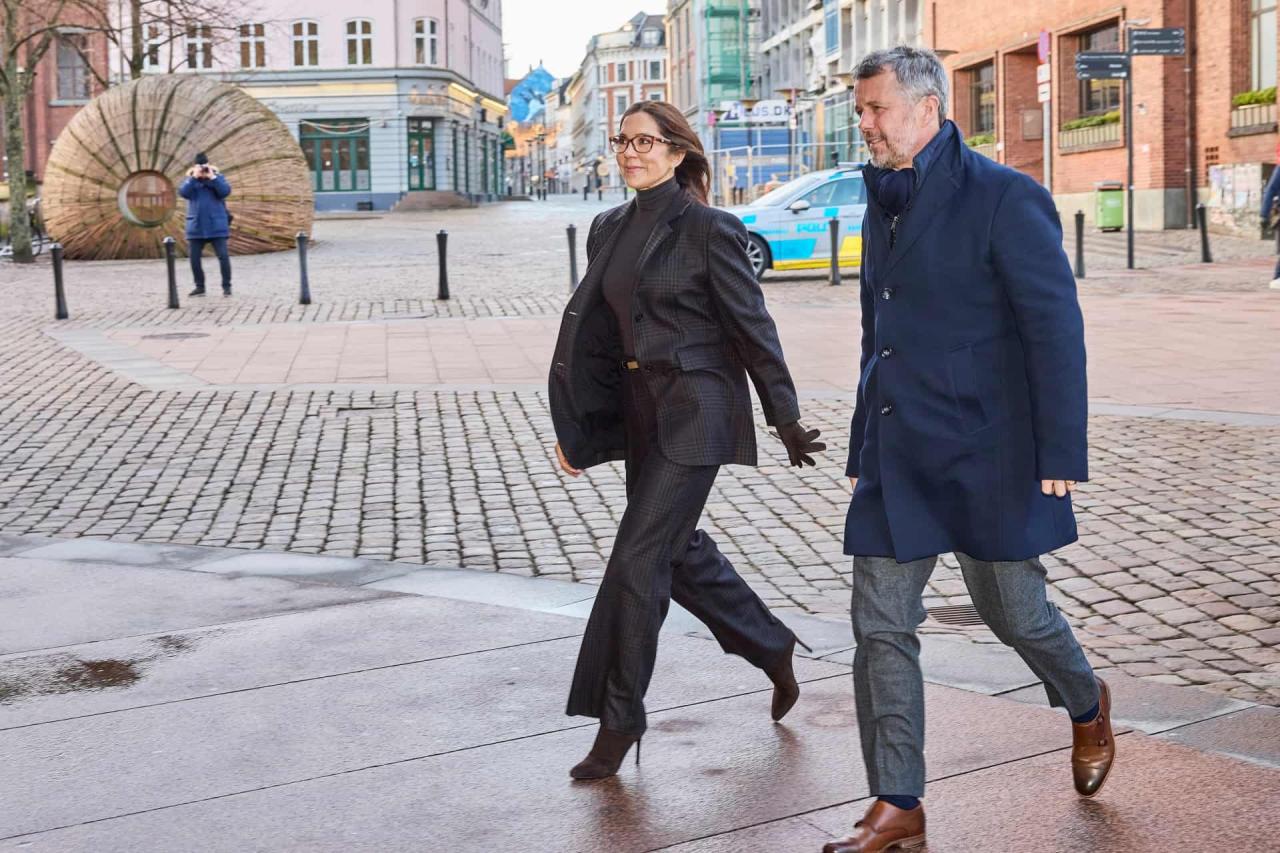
[554,442,582,477]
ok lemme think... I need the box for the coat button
[880,346,894,358]
[880,403,894,416]
[880,288,894,301]
[634,313,644,322]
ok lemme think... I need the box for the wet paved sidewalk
[1,536,1277,851]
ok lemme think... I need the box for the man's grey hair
[853,45,949,124]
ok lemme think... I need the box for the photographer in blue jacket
[177,152,232,296]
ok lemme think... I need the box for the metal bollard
[296,232,312,305]
[1196,203,1212,263]
[567,224,579,291]
[828,216,841,286]
[436,229,450,300]
[52,243,68,320]
[164,236,180,308]
[583,185,589,201]
[597,186,603,202]
[623,186,628,200]
[1074,211,1086,279]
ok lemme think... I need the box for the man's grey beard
[868,140,910,170]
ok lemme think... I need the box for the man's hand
[849,477,858,491]
[554,442,582,477]
[772,421,825,467]
[1041,479,1076,498]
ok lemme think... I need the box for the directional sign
[1037,82,1052,103]
[1129,27,1186,56]
[1075,51,1130,80]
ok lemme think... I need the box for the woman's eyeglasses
[609,134,677,154]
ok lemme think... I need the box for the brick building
[1,18,108,192]
[927,0,1279,232]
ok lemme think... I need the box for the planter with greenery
[1232,87,1277,107]
[966,133,996,147]
[1061,110,1121,132]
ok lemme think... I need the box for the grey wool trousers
[850,553,1099,797]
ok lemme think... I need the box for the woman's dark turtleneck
[603,175,682,358]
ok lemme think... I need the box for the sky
[502,0,666,81]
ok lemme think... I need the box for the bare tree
[1,0,80,263]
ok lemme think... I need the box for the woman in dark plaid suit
[548,101,825,780]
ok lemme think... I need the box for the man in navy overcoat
[823,47,1116,853]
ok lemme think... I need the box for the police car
[725,163,867,280]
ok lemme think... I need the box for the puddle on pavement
[0,632,204,704]
[0,657,142,703]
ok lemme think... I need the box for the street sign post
[1128,27,1186,55]
[1074,51,1131,79]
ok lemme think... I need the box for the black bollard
[1196,203,1212,263]
[567,224,579,291]
[623,186,628,200]
[436,229,450,300]
[597,186,603,202]
[164,236,180,308]
[296,232,312,305]
[52,243,68,320]
[829,217,841,286]
[1074,210,1086,279]
[583,185,588,201]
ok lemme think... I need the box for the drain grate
[141,332,210,340]
[926,604,985,627]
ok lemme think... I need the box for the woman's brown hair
[619,100,711,205]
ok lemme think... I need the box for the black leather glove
[772,420,825,467]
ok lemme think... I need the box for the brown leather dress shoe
[823,800,926,853]
[1072,676,1115,797]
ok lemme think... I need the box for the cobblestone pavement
[0,198,1277,707]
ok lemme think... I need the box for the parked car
[725,164,867,280]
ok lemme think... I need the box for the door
[407,119,434,191]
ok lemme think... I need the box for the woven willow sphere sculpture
[43,75,314,260]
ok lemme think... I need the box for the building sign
[717,99,793,124]
[117,171,175,227]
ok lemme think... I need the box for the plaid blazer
[549,189,801,470]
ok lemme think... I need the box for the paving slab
[1155,706,1280,770]
[0,558,393,655]
[367,567,599,611]
[653,816,832,852]
[194,550,409,585]
[0,681,1077,851]
[999,665,1256,734]
[0,595,585,729]
[0,630,845,838]
[14,538,224,570]
[802,734,1280,852]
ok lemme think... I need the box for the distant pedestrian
[1260,150,1280,289]
[178,152,233,296]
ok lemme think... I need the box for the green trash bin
[1095,181,1125,232]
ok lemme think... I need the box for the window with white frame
[292,20,318,67]
[346,19,373,66]
[642,28,659,46]
[144,22,164,70]
[413,18,439,65]
[56,32,92,101]
[238,23,265,69]
[823,0,839,57]
[186,24,212,69]
[615,93,628,114]
[617,62,628,81]
[598,65,606,85]
[648,91,662,101]
[649,60,661,79]
[1252,0,1277,90]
